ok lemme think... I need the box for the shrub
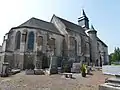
[81,64,86,77]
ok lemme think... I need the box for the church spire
[78,9,89,30]
[81,9,86,17]
[91,25,95,30]
[90,25,97,32]
[87,24,97,33]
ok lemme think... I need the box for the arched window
[15,31,21,49]
[28,32,34,50]
[85,42,89,55]
[75,40,77,55]
[22,30,27,42]
[37,36,43,46]
[69,37,77,56]
[47,38,55,55]
[50,38,55,54]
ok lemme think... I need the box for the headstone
[58,67,61,73]
[25,69,34,75]
[49,56,58,74]
[34,69,44,75]
[1,63,9,77]
[71,63,80,73]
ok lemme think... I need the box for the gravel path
[0,71,112,90]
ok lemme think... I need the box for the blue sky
[0,0,119,54]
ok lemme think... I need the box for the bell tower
[87,25,97,65]
[78,9,89,30]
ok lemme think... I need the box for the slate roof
[97,37,107,47]
[12,17,61,34]
[55,16,87,35]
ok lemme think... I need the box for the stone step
[99,83,120,90]
[107,78,120,84]
[106,83,120,87]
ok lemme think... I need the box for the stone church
[0,10,109,71]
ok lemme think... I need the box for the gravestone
[25,69,34,75]
[58,67,62,74]
[49,56,58,74]
[1,63,9,77]
[34,69,44,75]
[71,63,80,73]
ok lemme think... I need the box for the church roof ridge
[97,37,108,47]
[55,15,84,29]
[12,17,61,34]
[54,15,87,35]
[20,17,52,26]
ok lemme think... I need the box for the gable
[55,16,87,35]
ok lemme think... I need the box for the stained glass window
[28,32,34,50]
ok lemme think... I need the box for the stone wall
[0,46,1,52]
[51,15,68,57]
[88,31,98,65]
[51,15,91,64]
[4,53,14,68]
[67,29,89,63]
[24,53,35,69]
[104,47,109,64]
[51,15,67,35]
[97,40,109,65]
[6,30,16,51]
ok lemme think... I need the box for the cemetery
[0,55,119,90]
[0,62,117,90]
[0,5,110,90]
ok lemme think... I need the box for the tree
[110,47,120,63]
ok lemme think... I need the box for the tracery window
[15,31,21,49]
[22,30,27,42]
[28,32,34,50]
[47,38,55,55]
[69,37,77,56]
